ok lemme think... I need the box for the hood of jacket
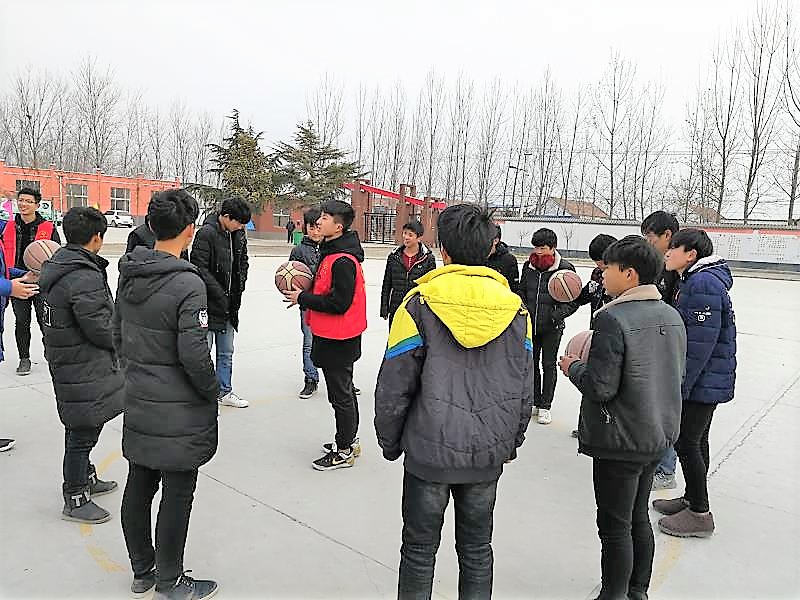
[492,241,511,258]
[686,255,733,290]
[411,264,523,349]
[594,284,661,317]
[38,245,108,294]
[391,242,432,261]
[320,230,365,263]
[15,212,47,229]
[118,246,199,305]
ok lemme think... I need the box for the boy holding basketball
[519,228,579,425]
[39,207,123,524]
[3,187,61,376]
[283,200,367,471]
[289,207,323,399]
[559,235,685,600]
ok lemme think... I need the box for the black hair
[63,206,107,245]
[148,188,199,241]
[220,196,251,224]
[494,225,502,241]
[320,200,354,230]
[17,187,41,204]
[402,220,424,237]
[437,203,494,266]
[588,233,618,261]
[303,206,322,230]
[603,235,663,285]
[641,210,679,236]
[531,228,557,248]
[669,228,714,260]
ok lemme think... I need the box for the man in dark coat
[39,207,124,525]
[380,220,437,325]
[190,197,251,408]
[116,189,220,600]
[286,219,296,243]
[486,225,520,294]
[126,215,189,259]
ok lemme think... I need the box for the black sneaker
[155,572,218,600]
[353,386,361,395]
[131,569,157,598]
[321,437,362,457]
[299,380,318,399]
[0,438,15,452]
[312,448,355,471]
[16,358,31,376]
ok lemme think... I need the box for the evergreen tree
[208,109,273,211]
[270,121,362,206]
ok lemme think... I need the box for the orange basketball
[275,260,313,292]
[566,330,593,362]
[548,269,583,302]
[23,239,61,274]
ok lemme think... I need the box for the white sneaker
[218,392,248,408]
[537,409,552,425]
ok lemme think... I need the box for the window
[111,188,131,211]
[16,179,40,192]
[273,207,290,228]
[66,184,88,208]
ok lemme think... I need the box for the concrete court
[1,251,799,600]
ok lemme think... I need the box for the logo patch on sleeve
[199,309,209,328]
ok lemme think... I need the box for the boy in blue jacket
[655,228,737,538]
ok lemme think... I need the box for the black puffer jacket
[567,285,686,463]
[289,236,320,274]
[39,245,124,428]
[486,242,520,295]
[380,244,437,318]
[190,212,249,331]
[126,221,189,260]
[114,248,220,471]
[519,251,579,335]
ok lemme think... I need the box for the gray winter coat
[39,245,124,428]
[568,285,686,462]
[374,265,534,484]
[114,248,220,471]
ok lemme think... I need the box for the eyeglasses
[17,198,39,205]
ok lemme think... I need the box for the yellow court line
[78,449,125,572]
[651,536,684,591]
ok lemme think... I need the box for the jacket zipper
[533,269,542,331]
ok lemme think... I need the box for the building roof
[690,205,724,223]
[549,197,610,219]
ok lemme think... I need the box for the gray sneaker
[651,471,676,491]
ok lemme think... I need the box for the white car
[104,210,134,228]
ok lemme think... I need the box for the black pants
[592,458,658,600]
[398,470,497,600]
[121,462,198,590]
[11,295,46,359]
[63,426,102,495]
[674,402,717,513]
[287,231,293,242]
[532,329,562,409]
[321,364,359,450]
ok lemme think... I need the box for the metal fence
[363,212,396,244]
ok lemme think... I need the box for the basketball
[275,261,313,292]
[548,270,583,302]
[565,330,593,362]
[23,239,61,274]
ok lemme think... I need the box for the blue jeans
[300,311,318,383]
[656,446,677,476]
[207,323,234,396]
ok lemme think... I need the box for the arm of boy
[565,311,625,404]
[678,278,723,399]
[514,325,535,451]
[519,263,529,306]
[374,301,425,460]
[189,229,228,313]
[295,257,356,314]
[177,283,220,403]
[239,234,249,291]
[71,272,115,351]
[379,259,392,319]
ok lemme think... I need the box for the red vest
[2,218,55,274]
[306,252,367,340]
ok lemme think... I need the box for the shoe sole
[537,420,552,425]
[657,523,713,538]
[218,401,248,408]
[298,391,317,399]
[91,485,119,498]
[321,444,362,457]
[16,371,30,376]
[61,513,112,525]
[651,482,678,491]
[131,583,155,598]
[312,459,355,471]
[154,586,218,600]
[0,441,16,452]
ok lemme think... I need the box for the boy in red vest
[283,200,367,471]
[2,187,61,376]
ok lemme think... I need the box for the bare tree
[474,78,505,206]
[558,84,584,203]
[11,68,64,168]
[146,106,166,179]
[352,83,369,173]
[73,57,120,170]
[422,71,446,196]
[307,73,344,147]
[169,100,193,182]
[529,69,562,214]
[782,1,800,223]
[369,88,387,188]
[387,83,407,190]
[192,111,215,184]
[406,91,426,189]
[0,96,25,165]
[444,73,474,201]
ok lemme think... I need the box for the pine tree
[270,121,362,206]
[207,109,273,211]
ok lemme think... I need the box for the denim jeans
[592,458,659,600]
[656,446,677,476]
[121,462,198,590]
[398,470,497,600]
[300,311,318,383]
[207,322,234,396]
[63,426,102,495]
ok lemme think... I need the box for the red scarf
[529,252,556,271]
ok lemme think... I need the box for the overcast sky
[0,0,760,145]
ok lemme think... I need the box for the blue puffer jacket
[674,256,736,404]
